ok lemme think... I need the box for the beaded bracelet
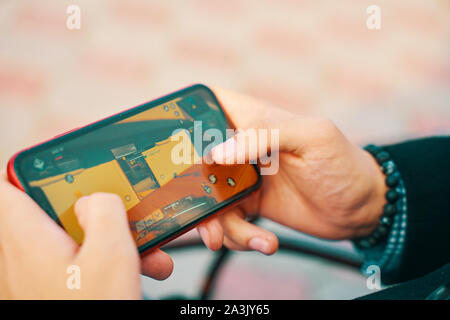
[353,144,407,249]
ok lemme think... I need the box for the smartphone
[7,84,261,253]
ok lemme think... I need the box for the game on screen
[17,88,259,251]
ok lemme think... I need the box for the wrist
[354,148,389,238]
[353,145,406,248]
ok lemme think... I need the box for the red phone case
[7,84,262,255]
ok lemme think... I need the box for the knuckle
[316,117,338,135]
[306,116,335,130]
[302,117,340,144]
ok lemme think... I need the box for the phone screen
[14,85,260,252]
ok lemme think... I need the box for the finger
[74,193,137,257]
[0,170,76,253]
[197,218,224,251]
[140,249,174,280]
[210,86,340,162]
[219,208,278,255]
[223,235,248,251]
[209,86,301,160]
[209,122,300,166]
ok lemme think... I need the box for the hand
[196,87,388,254]
[0,170,173,299]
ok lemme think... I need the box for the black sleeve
[382,136,450,283]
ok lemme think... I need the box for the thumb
[209,117,338,166]
[210,126,288,166]
[74,193,137,255]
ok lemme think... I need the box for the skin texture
[197,87,388,255]
[0,86,387,298]
[0,170,173,299]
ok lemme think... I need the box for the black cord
[277,236,362,269]
[199,247,231,300]
[162,236,362,299]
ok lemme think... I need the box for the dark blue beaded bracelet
[386,172,400,187]
[380,216,392,227]
[365,144,382,155]
[381,160,395,175]
[376,151,390,163]
[386,189,399,202]
[354,145,406,249]
[383,203,397,216]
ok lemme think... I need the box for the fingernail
[198,226,209,243]
[74,195,89,212]
[248,237,271,255]
[202,150,214,164]
[211,138,236,164]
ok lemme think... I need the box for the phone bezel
[9,84,262,254]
